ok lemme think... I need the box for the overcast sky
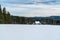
[0,0,60,17]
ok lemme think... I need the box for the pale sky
[0,0,60,17]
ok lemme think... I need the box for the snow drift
[0,24,60,40]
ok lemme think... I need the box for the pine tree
[0,5,4,23]
[6,12,12,24]
[16,16,20,24]
[0,5,2,13]
[3,7,7,23]
[20,17,25,24]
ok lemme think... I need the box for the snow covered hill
[0,24,60,40]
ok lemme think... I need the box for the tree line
[0,5,11,24]
[0,5,34,24]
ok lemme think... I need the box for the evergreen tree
[0,5,4,23]
[21,17,25,24]
[3,7,7,23]
[16,16,21,24]
[6,12,12,24]
[0,5,1,14]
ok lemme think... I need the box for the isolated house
[34,21,41,24]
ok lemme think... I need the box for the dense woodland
[0,5,11,24]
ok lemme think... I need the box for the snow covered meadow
[0,24,60,40]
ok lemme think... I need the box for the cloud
[0,0,56,4]
[0,0,60,17]
[2,4,60,17]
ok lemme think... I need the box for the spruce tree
[3,7,7,23]
[16,16,20,24]
[0,5,2,14]
[0,5,4,23]
[6,12,12,24]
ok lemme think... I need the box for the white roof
[35,21,40,24]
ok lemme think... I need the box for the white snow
[0,24,60,40]
[35,21,41,24]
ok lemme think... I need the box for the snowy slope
[0,24,60,40]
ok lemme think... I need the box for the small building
[34,21,41,25]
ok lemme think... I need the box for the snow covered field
[0,24,60,40]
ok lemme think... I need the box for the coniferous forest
[0,5,11,24]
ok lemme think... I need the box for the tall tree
[6,12,12,24]
[3,7,7,23]
[0,5,2,13]
[0,5,4,23]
